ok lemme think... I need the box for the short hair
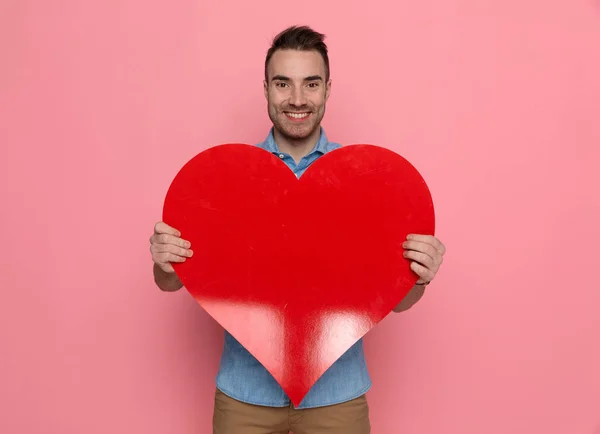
[264,25,330,82]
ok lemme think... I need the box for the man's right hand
[150,221,193,274]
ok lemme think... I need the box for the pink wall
[2,1,599,433]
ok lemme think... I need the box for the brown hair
[264,25,330,82]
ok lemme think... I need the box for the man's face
[264,49,331,141]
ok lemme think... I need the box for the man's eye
[307,83,319,88]
[276,82,288,88]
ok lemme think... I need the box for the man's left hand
[402,234,446,285]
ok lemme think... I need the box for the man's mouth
[284,112,310,121]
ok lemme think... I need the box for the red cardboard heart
[162,143,435,406]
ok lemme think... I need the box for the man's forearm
[153,263,184,292]
[393,284,427,313]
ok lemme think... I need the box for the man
[150,26,446,434]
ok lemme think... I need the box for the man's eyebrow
[270,75,324,82]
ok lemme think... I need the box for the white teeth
[286,112,309,119]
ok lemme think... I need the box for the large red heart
[162,143,435,406]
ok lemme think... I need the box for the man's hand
[402,234,446,285]
[150,222,194,273]
[150,222,192,292]
[393,234,445,313]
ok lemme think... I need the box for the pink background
[2,1,599,433]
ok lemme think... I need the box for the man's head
[264,26,331,142]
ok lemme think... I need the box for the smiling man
[150,25,446,434]
[264,45,330,164]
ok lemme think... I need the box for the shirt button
[279,154,284,159]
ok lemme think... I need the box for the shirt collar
[262,127,330,157]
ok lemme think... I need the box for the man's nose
[290,86,307,106]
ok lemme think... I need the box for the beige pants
[213,388,371,434]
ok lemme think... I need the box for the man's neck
[273,127,321,163]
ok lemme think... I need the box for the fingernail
[188,250,194,257]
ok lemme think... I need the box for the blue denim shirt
[214,127,372,409]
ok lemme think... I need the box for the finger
[154,221,181,237]
[439,241,446,256]
[166,252,187,263]
[156,252,188,265]
[151,233,191,249]
[403,250,438,272]
[151,243,194,258]
[410,261,435,283]
[407,234,445,254]
[402,240,440,263]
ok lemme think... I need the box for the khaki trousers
[213,388,371,434]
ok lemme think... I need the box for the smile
[285,112,310,120]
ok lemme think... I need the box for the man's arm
[150,221,192,292]
[393,283,427,313]
[394,233,447,313]
[153,263,184,292]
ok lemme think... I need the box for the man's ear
[325,78,332,101]
[264,79,268,100]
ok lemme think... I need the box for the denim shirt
[214,127,372,409]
